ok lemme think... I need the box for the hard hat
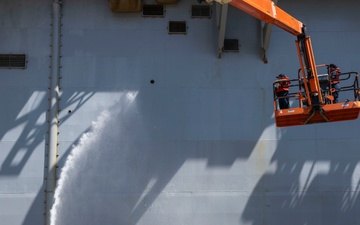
[276,74,286,79]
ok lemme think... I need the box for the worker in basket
[329,64,341,103]
[275,74,291,109]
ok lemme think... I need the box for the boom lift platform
[205,0,360,127]
[273,65,360,127]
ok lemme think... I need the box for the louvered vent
[191,5,211,18]
[168,21,187,34]
[143,4,164,17]
[0,54,27,69]
[223,39,239,52]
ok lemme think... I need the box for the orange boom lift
[208,0,360,127]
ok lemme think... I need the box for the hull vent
[223,39,239,52]
[0,54,27,69]
[168,21,187,34]
[143,4,164,17]
[191,5,211,18]
[156,0,178,4]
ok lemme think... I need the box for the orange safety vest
[275,76,291,93]
[330,67,341,84]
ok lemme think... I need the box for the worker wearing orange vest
[275,74,291,109]
[329,64,341,103]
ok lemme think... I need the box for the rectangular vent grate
[223,39,239,52]
[143,4,164,17]
[191,5,211,18]
[168,21,187,34]
[0,54,27,69]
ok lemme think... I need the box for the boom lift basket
[274,65,360,127]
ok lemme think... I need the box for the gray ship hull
[1,0,360,224]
